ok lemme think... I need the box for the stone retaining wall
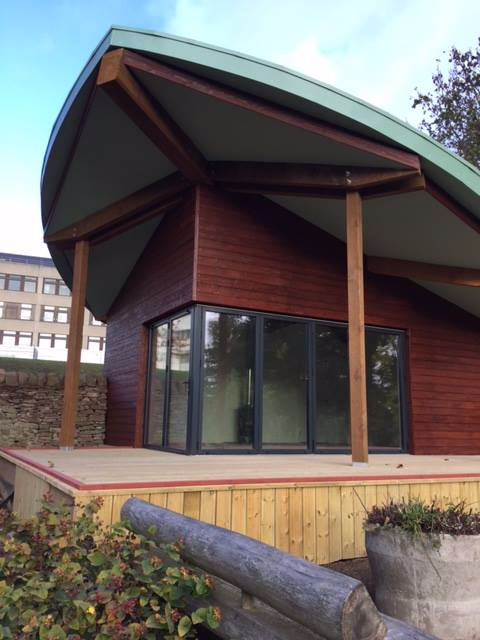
[0,370,106,447]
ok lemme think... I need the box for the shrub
[365,498,480,537]
[0,496,221,639]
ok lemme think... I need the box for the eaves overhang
[41,26,480,319]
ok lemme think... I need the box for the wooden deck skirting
[2,448,480,565]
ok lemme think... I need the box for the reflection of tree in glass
[262,320,306,445]
[366,333,400,448]
[316,326,350,447]
[203,313,254,446]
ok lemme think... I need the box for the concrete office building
[0,252,106,363]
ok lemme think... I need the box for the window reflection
[366,332,401,449]
[146,307,404,454]
[146,323,168,447]
[315,325,350,448]
[262,319,307,448]
[202,311,255,449]
[166,315,191,449]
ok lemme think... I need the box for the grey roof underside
[41,27,480,319]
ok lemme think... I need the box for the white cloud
[154,0,480,123]
[275,37,338,86]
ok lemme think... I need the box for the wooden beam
[425,179,480,235]
[122,48,421,171]
[211,161,419,194]
[362,173,426,200]
[367,256,480,287]
[59,240,89,449]
[97,49,212,184]
[45,172,189,245]
[346,192,368,465]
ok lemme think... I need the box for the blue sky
[1,0,479,256]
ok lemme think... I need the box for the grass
[0,357,104,376]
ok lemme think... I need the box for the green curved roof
[41,26,480,318]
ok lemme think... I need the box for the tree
[412,38,480,168]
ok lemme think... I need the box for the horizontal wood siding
[194,187,480,454]
[104,192,196,445]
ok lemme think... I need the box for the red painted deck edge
[3,448,480,492]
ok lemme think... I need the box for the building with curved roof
[41,27,480,462]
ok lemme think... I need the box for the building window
[42,278,70,296]
[0,330,32,346]
[145,306,406,454]
[0,273,37,292]
[18,332,33,346]
[145,313,191,451]
[0,302,34,320]
[201,311,255,449]
[89,312,104,326]
[0,330,16,345]
[41,305,69,323]
[87,336,106,351]
[38,333,68,348]
[20,304,34,320]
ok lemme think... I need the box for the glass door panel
[145,323,168,446]
[315,325,350,448]
[366,331,402,449]
[166,314,191,449]
[262,319,307,448]
[201,311,255,449]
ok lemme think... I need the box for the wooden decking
[3,447,480,491]
[2,446,480,565]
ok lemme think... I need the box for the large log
[122,498,386,640]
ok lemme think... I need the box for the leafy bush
[0,496,221,639]
[365,498,480,537]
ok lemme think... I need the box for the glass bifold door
[145,313,192,450]
[145,307,406,453]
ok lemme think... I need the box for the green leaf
[177,616,192,637]
[141,559,156,575]
[39,624,67,640]
[206,609,220,629]
[87,551,107,567]
[145,615,165,629]
[191,609,207,625]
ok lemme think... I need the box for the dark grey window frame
[144,304,408,455]
[144,309,196,454]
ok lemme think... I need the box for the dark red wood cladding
[104,184,480,453]
[195,186,480,454]
[104,192,196,445]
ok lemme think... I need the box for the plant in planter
[0,496,221,639]
[365,499,480,640]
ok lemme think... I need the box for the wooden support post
[346,192,368,465]
[59,240,89,449]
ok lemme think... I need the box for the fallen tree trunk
[122,498,386,640]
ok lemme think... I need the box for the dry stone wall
[0,370,106,447]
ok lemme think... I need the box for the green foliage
[0,497,220,639]
[365,498,480,537]
[0,357,103,377]
[412,38,480,168]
